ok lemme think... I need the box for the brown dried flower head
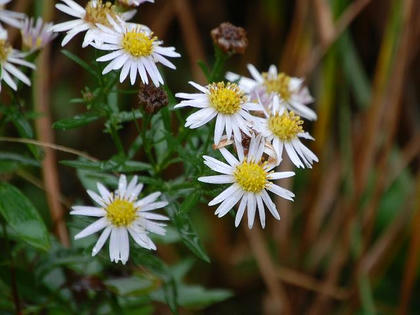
[138,83,169,114]
[211,22,248,55]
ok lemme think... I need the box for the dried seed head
[210,22,248,55]
[138,83,168,114]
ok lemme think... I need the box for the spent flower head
[138,83,169,114]
[211,22,248,55]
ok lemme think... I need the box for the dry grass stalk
[243,226,292,314]
[34,0,70,247]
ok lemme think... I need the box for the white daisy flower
[118,0,154,7]
[0,0,25,28]
[175,81,262,145]
[226,64,317,121]
[198,136,295,229]
[71,175,169,264]
[51,0,136,47]
[95,17,180,86]
[21,17,56,51]
[256,96,318,168]
[0,29,35,91]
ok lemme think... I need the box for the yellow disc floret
[84,0,116,26]
[234,161,267,193]
[268,111,303,141]
[208,82,245,115]
[0,40,11,62]
[122,31,156,57]
[263,72,291,101]
[106,199,137,227]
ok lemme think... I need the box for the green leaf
[53,112,103,130]
[11,115,41,159]
[176,285,232,308]
[164,199,210,263]
[0,152,40,167]
[61,158,152,173]
[105,275,157,296]
[111,110,143,123]
[0,183,50,251]
[131,250,178,314]
[179,192,201,213]
[61,49,99,78]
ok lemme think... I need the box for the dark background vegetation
[2,0,420,314]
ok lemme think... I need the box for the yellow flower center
[268,111,303,141]
[0,40,11,62]
[106,199,137,227]
[84,0,116,27]
[208,82,245,115]
[263,72,291,101]
[122,31,156,57]
[234,161,267,193]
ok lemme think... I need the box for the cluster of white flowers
[0,0,55,91]
[52,0,179,263]
[175,65,318,229]
[52,0,180,86]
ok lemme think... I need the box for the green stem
[109,124,125,157]
[141,113,156,167]
[209,46,229,82]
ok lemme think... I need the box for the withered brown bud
[241,131,251,150]
[211,22,248,55]
[138,83,168,114]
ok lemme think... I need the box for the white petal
[268,171,295,180]
[87,190,107,207]
[208,184,240,206]
[234,195,247,227]
[136,192,161,207]
[261,189,280,220]
[203,155,234,175]
[97,183,112,203]
[267,184,295,201]
[285,142,304,168]
[214,114,225,145]
[119,228,130,264]
[118,175,127,199]
[92,226,111,256]
[219,147,239,167]
[70,206,106,217]
[198,175,234,184]
[256,195,265,228]
[247,193,256,229]
[141,212,169,221]
[74,217,108,239]
[139,201,168,212]
[215,189,243,217]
